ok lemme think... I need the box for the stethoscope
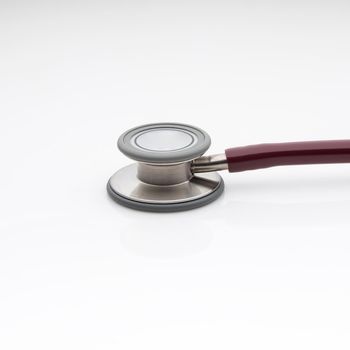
[107,122,350,212]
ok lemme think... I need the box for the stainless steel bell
[107,123,225,212]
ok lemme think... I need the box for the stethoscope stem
[191,153,228,173]
[192,140,350,174]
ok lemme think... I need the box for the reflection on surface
[120,213,216,258]
[119,169,350,257]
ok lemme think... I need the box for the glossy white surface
[1,1,350,349]
[132,128,197,152]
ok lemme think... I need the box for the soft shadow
[119,209,217,259]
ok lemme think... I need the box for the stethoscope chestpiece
[117,123,211,163]
[107,123,224,212]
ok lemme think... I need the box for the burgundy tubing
[225,140,350,173]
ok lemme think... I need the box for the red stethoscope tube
[225,140,350,172]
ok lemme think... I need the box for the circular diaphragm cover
[117,123,211,163]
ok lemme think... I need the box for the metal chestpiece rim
[117,122,211,164]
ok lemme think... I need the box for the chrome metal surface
[191,153,228,173]
[117,123,211,163]
[108,163,223,204]
[137,162,192,186]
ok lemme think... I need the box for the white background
[1,1,350,348]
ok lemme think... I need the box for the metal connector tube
[191,153,228,173]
